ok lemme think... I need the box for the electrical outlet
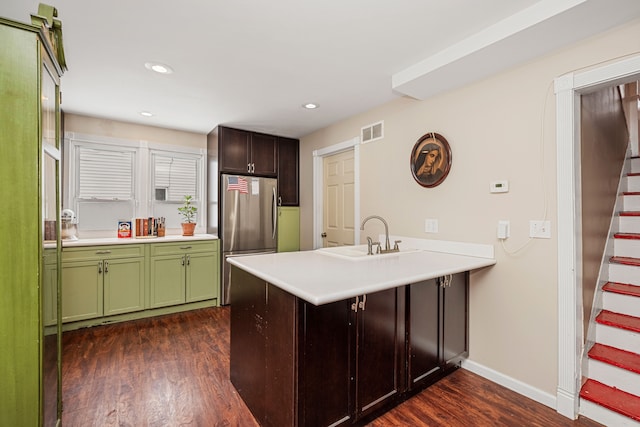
[497,220,510,239]
[529,220,551,238]
[424,219,438,233]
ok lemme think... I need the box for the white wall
[299,18,640,397]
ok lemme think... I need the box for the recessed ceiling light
[140,111,154,117]
[144,62,173,74]
[302,103,319,109]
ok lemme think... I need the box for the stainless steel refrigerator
[220,174,278,304]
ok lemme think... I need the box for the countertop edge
[44,233,218,249]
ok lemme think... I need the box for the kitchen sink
[316,244,421,261]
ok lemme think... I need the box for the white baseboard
[461,359,558,411]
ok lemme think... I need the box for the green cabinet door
[61,260,103,322]
[277,207,300,252]
[186,251,218,302]
[150,255,186,308]
[42,261,58,327]
[103,257,145,315]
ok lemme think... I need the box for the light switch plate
[497,220,510,239]
[530,220,551,238]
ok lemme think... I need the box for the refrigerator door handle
[272,186,277,240]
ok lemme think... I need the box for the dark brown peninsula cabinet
[230,266,468,427]
[407,272,469,390]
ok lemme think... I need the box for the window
[150,151,201,228]
[71,144,136,231]
[65,133,206,234]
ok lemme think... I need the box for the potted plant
[177,195,198,236]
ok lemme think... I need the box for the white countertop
[227,237,496,306]
[45,233,218,249]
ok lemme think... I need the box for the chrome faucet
[360,215,391,252]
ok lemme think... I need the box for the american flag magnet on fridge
[228,176,249,193]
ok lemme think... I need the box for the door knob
[321,232,327,238]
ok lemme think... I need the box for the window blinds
[77,147,134,200]
[153,155,197,201]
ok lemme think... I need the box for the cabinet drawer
[150,240,218,256]
[62,245,145,262]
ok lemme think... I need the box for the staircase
[580,158,640,426]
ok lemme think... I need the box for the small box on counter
[117,220,132,238]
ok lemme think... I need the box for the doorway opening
[312,137,361,249]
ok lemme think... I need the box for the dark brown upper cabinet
[277,137,299,206]
[218,126,277,177]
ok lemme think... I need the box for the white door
[322,150,355,247]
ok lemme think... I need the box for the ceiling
[2,0,640,138]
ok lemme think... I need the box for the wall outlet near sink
[424,219,438,233]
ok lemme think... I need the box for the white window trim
[64,132,207,236]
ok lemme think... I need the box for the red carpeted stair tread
[603,282,640,298]
[629,172,640,177]
[621,211,640,217]
[610,256,640,267]
[614,233,640,240]
[596,310,640,333]
[623,192,640,196]
[588,343,640,375]
[580,379,640,422]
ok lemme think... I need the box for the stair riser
[602,292,640,318]
[627,175,640,191]
[628,176,640,192]
[588,359,640,396]
[624,195,640,211]
[615,238,640,258]
[632,158,640,174]
[581,399,640,427]
[596,323,640,354]
[608,263,640,285]
[620,216,640,233]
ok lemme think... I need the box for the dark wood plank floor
[60,307,602,427]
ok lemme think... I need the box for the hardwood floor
[59,307,602,427]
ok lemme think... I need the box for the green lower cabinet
[186,251,218,302]
[103,257,145,315]
[278,206,300,252]
[42,254,58,327]
[150,255,186,308]
[61,245,145,323]
[150,240,220,308]
[61,260,104,322]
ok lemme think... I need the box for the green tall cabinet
[277,207,300,252]
[0,5,66,427]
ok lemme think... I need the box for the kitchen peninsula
[227,238,496,427]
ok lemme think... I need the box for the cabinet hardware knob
[351,295,359,312]
[186,255,190,266]
[358,294,367,311]
[104,261,109,273]
[97,261,102,274]
[181,256,185,266]
[179,246,192,250]
[95,250,111,254]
